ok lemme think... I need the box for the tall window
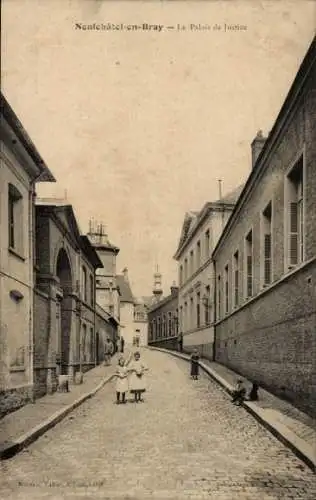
[179,265,183,286]
[82,266,87,302]
[179,305,183,333]
[82,323,87,361]
[152,319,156,340]
[205,229,210,260]
[190,250,194,276]
[233,250,239,307]
[90,274,94,306]
[157,317,161,337]
[196,292,200,328]
[184,258,188,281]
[217,275,221,320]
[261,202,272,286]
[224,265,229,314]
[90,327,94,362]
[204,285,210,325]
[168,312,172,336]
[245,230,253,298]
[286,156,304,268]
[163,315,167,337]
[184,302,187,332]
[196,241,201,270]
[8,183,23,253]
[190,296,194,330]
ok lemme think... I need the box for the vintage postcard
[1,1,315,499]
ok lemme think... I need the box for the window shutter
[289,202,298,266]
[235,269,239,306]
[264,233,271,284]
[247,255,253,297]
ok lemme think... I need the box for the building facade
[213,37,316,417]
[34,203,103,396]
[148,285,179,349]
[173,188,242,359]
[95,304,119,363]
[133,300,149,347]
[116,269,136,345]
[0,93,55,416]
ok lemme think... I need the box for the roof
[174,184,244,259]
[212,35,316,259]
[36,203,103,269]
[0,92,56,182]
[116,275,135,303]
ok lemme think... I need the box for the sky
[2,0,315,297]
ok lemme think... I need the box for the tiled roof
[116,275,134,304]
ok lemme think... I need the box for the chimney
[170,281,178,297]
[251,130,266,169]
[122,267,129,282]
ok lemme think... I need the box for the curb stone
[147,346,316,473]
[0,373,115,461]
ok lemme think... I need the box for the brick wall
[34,289,50,398]
[214,63,316,417]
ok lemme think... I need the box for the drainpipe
[213,259,217,362]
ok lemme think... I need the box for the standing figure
[127,351,148,403]
[190,349,200,380]
[104,337,113,366]
[178,332,183,352]
[120,336,125,353]
[114,356,131,404]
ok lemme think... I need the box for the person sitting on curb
[231,379,246,405]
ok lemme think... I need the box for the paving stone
[0,350,315,499]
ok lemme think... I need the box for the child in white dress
[114,356,131,404]
[127,351,149,403]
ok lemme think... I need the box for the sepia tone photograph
[0,0,315,498]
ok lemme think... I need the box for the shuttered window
[287,157,304,268]
[233,251,239,307]
[245,230,253,298]
[264,233,272,284]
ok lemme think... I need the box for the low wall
[0,385,33,419]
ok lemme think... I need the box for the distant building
[148,283,179,350]
[0,93,55,416]
[34,204,103,395]
[173,186,243,359]
[116,268,136,345]
[133,299,149,347]
[213,37,316,417]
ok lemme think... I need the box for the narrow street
[1,350,315,500]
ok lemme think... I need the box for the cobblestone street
[0,350,315,500]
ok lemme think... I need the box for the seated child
[231,379,246,405]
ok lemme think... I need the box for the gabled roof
[36,203,103,269]
[116,275,135,304]
[0,92,56,182]
[173,185,244,260]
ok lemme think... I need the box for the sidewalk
[0,353,124,460]
[148,346,316,472]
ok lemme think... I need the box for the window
[190,250,194,276]
[157,317,161,337]
[179,305,183,333]
[90,274,94,306]
[184,258,188,281]
[245,230,253,298]
[168,312,172,336]
[184,302,187,332]
[233,251,239,307]
[224,265,229,314]
[82,266,87,302]
[82,323,87,362]
[217,275,221,320]
[190,296,194,330]
[196,241,201,270]
[204,285,210,325]
[196,292,200,328]
[174,309,178,335]
[205,229,210,260]
[261,202,272,286]
[90,327,94,362]
[163,315,167,337]
[152,319,156,340]
[8,183,23,253]
[179,265,183,286]
[286,155,304,268]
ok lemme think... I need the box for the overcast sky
[2,0,315,297]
